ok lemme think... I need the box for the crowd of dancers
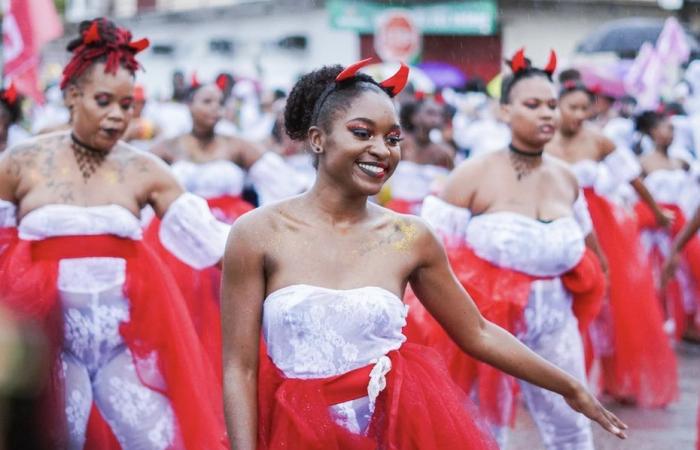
[0,17,698,450]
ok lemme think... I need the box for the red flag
[3,0,63,103]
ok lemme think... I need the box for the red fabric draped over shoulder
[405,243,605,426]
[257,343,498,450]
[584,188,678,407]
[0,234,228,449]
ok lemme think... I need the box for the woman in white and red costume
[147,79,307,377]
[0,18,228,449]
[546,83,678,407]
[413,50,611,449]
[221,58,627,450]
[636,110,700,341]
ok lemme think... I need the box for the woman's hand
[564,383,628,439]
[655,207,675,228]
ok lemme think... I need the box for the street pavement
[509,342,700,449]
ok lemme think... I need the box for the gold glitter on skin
[391,219,417,251]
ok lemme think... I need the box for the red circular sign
[375,11,421,62]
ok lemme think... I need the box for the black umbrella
[576,17,700,59]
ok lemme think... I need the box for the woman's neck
[306,176,370,225]
[191,123,215,141]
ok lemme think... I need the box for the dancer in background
[418,50,611,449]
[0,84,30,153]
[0,18,227,449]
[382,97,453,214]
[221,58,626,450]
[636,110,700,340]
[546,81,678,408]
[148,80,306,375]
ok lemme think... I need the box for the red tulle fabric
[635,202,700,337]
[144,194,253,379]
[405,244,605,426]
[257,342,498,450]
[0,234,228,449]
[583,188,678,407]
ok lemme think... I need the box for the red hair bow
[335,57,410,97]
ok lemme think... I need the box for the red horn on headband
[128,38,150,53]
[544,50,557,76]
[83,21,100,45]
[335,57,375,82]
[190,72,200,89]
[510,47,527,74]
[379,62,410,97]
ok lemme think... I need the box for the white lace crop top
[421,196,589,277]
[388,161,449,202]
[171,159,246,199]
[262,284,408,379]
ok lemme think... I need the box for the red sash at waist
[321,361,376,406]
[31,235,138,261]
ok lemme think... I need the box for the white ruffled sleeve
[248,152,309,205]
[0,199,17,228]
[602,146,641,184]
[159,193,230,269]
[420,195,472,247]
[573,191,593,236]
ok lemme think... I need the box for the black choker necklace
[70,133,107,182]
[509,143,543,158]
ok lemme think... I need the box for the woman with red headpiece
[545,83,678,409]
[0,18,228,449]
[221,59,627,450]
[414,50,613,449]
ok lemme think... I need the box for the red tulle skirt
[405,244,605,426]
[583,188,677,407]
[635,202,700,337]
[257,342,498,450]
[144,194,253,379]
[0,234,228,449]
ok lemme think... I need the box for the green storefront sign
[328,0,498,36]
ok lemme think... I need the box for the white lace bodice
[388,161,449,202]
[421,196,586,277]
[19,204,142,241]
[0,199,17,228]
[262,284,408,379]
[643,168,692,205]
[171,159,245,199]
[466,213,585,277]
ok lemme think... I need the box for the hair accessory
[544,50,557,76]
[83,21,100,44]
[190,72,200,89]
[1,82,18,105]
[563,80,578,90]
[215,74,228,92]
[128,38,150,53]
[379,62,409,97]
[336,57,375,82]
[510,48,528,74]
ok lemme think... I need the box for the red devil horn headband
[335,57,410,97]
[544,50,557,76]
[510,48,527,74]
[2,82,17,105]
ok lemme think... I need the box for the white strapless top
[466,213,585,277]
[389,161,449,202]
[644,169,691,204]
[171,159,246,199]
[18,204,142,240]
[263,284,408,379]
